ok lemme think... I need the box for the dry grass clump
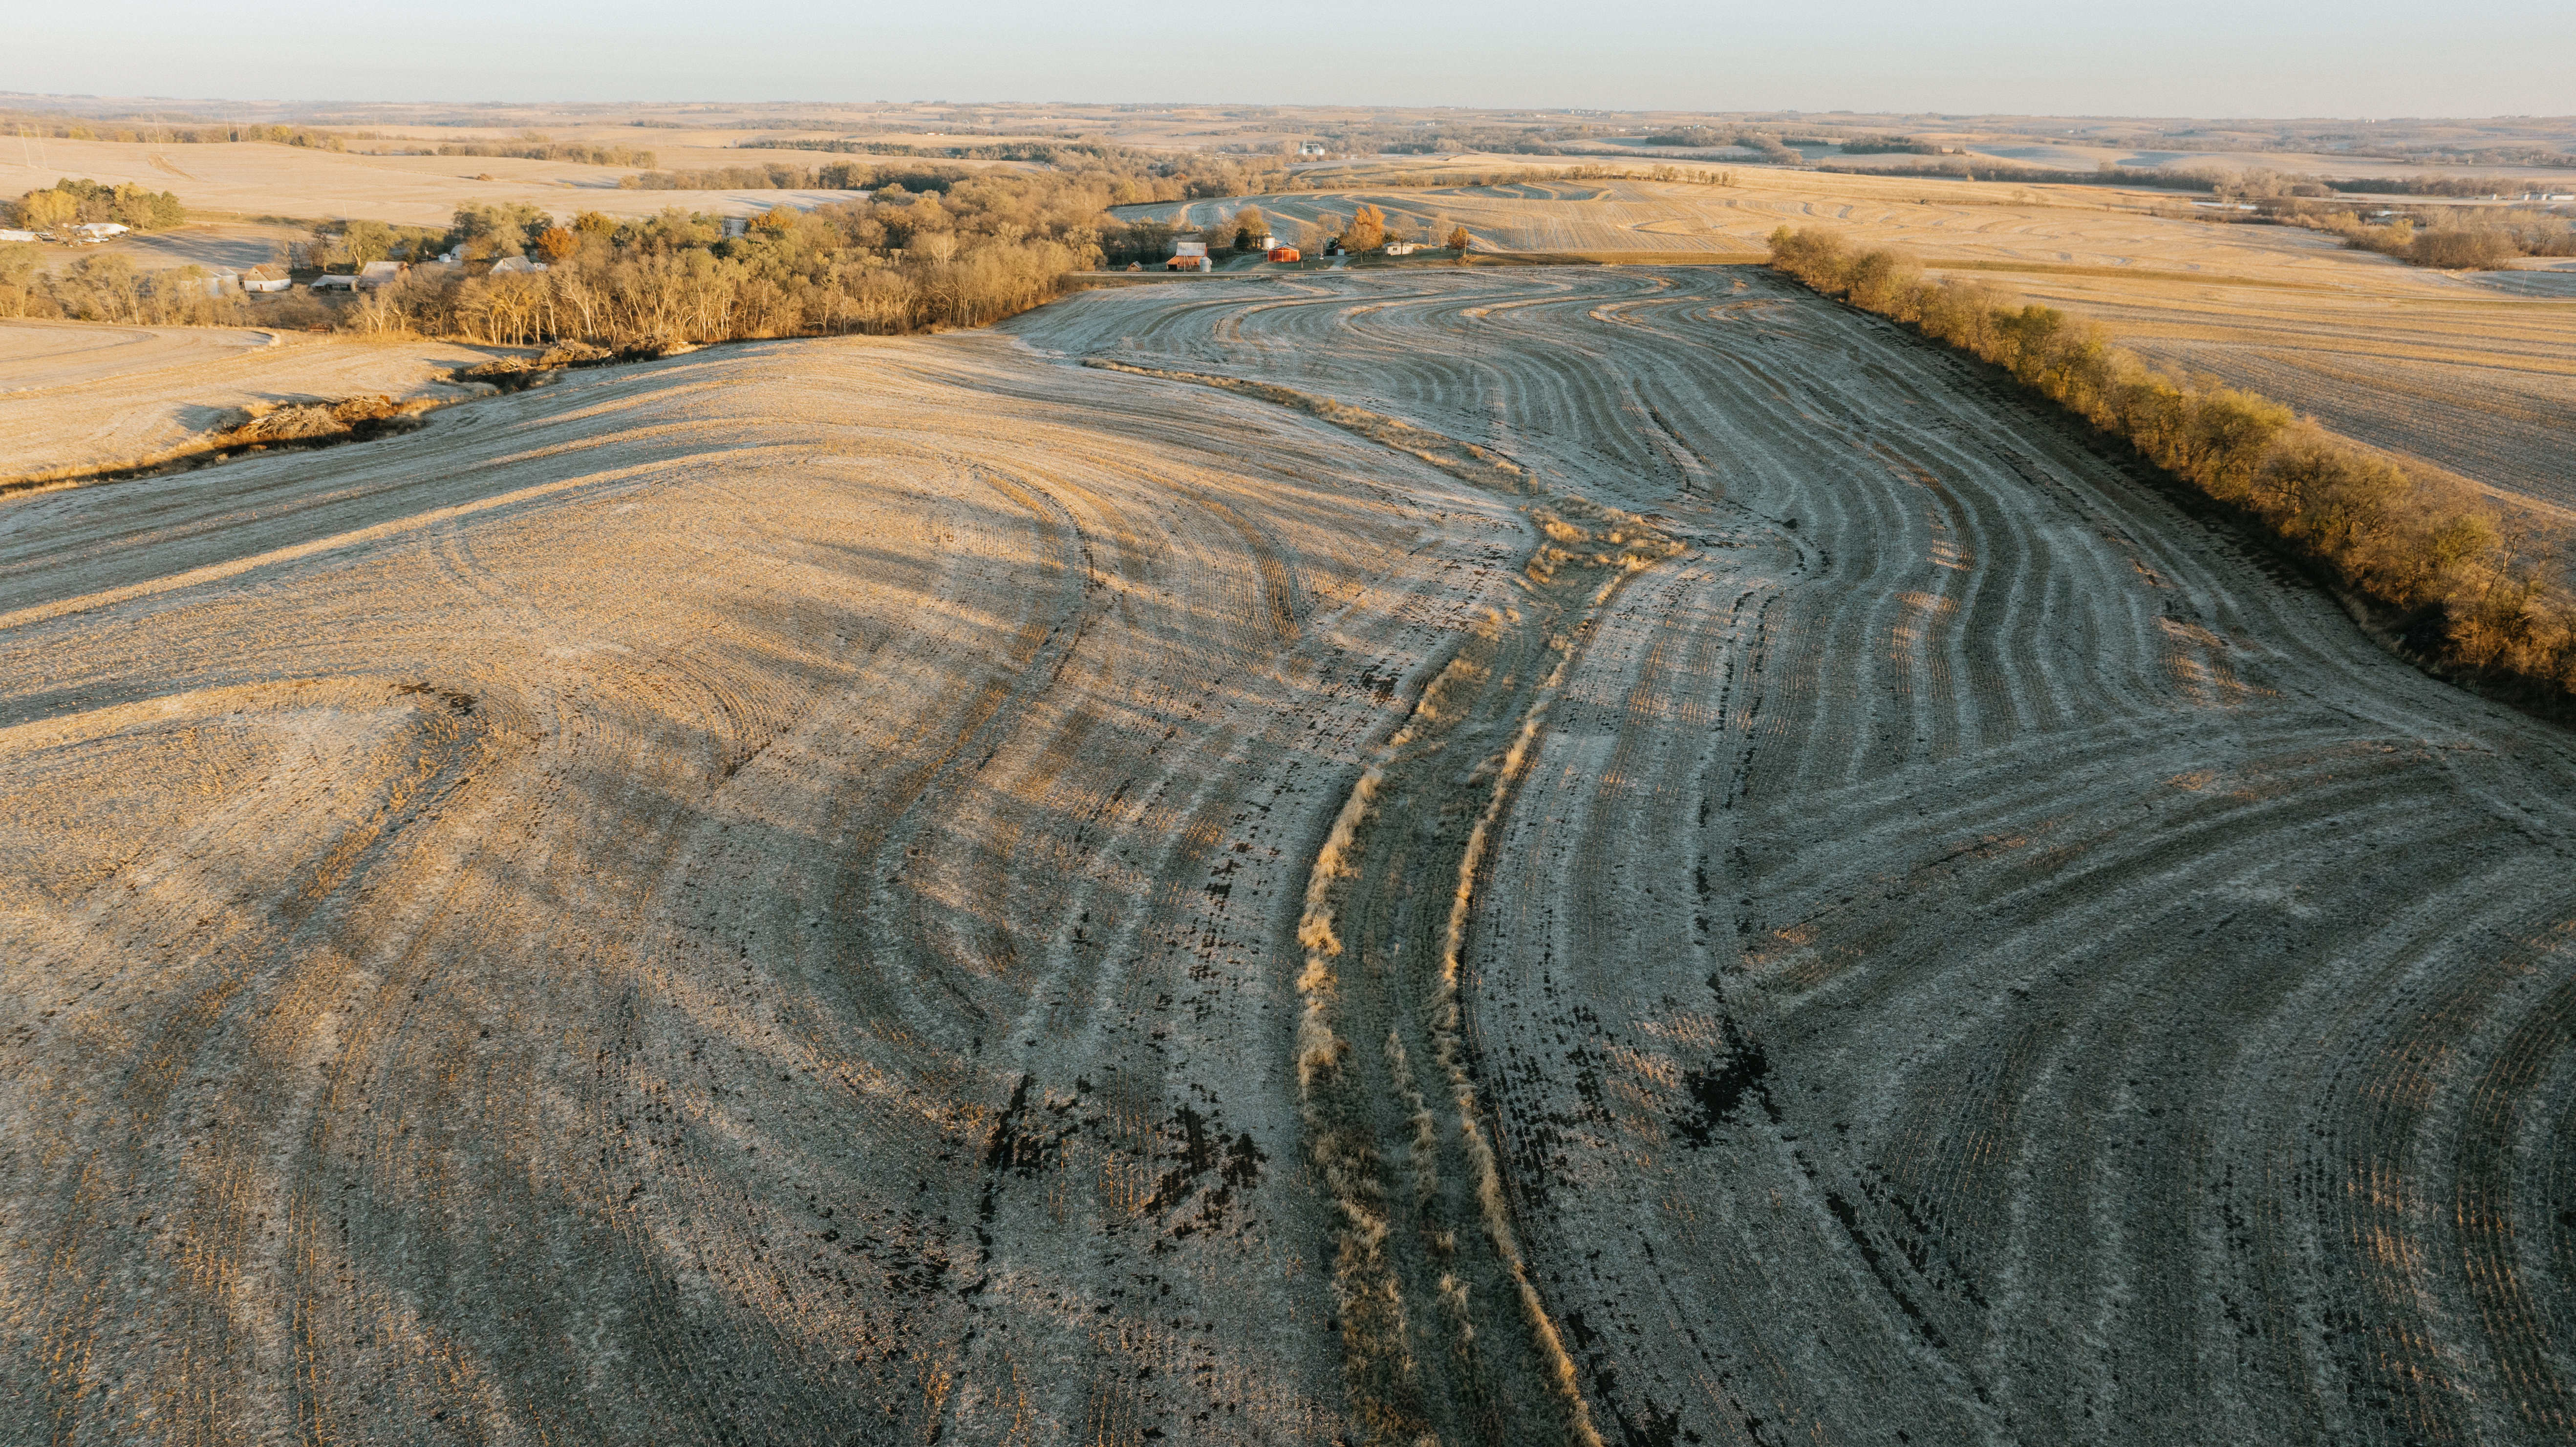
[1771,225,2576,708]
[2,393,429,494]
[1524,498,1686,586]
[452,338,637,389]
[217,394,402,442]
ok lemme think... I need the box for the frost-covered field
[2,268,2571,1444]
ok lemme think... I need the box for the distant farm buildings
[357,260,408,289]
[1166,237,1210,272]
[488,255,548,275]
[69,222,129,243]
[0,229,35,244]
[241,263,291,293]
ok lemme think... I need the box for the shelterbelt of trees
[0,113,645,163]
[344,190,1101,343]
[637,142,1287,205]
[1769,225,2576,712]
[0,155,1271,336]
[4,178,187,232]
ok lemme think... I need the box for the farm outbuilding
[357,260,408,290]
[1165,255,1211,272]
[1266,247,1300,263]
[241,264,291,293]
[0,229,35,244]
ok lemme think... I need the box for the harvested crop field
[0,319,505,480]
[3,267,2574,1444]
[0,138,858,231]
[1140,171,2576,511]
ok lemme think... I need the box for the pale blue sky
[9,0,2571,117]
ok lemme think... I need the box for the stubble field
[1146,167,2576,516]
[1,263,2571,1445]
[0,137,870,232]
[0,319,505,481]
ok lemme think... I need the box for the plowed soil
[3,268,2572,1445]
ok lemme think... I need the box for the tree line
[710,141,1288,206]
[2285,203,2575,269]
[1643,128,1803,162]
[0,250,240,326]
[5,178,186,232]
[2177,176,2576,269]
[1768,225,2576,710]
[741,138,1123,163]
[340,203,1087,345]
[0,111,652,164]
[433,138,657,167]
[1275,162,1737,194]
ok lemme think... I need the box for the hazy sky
[10,0,2572,118]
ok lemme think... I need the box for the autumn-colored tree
[1445,224,1471,251]
[572,210,616,237]
[17,189,77,231]
[1342,203,1387,252]
[537,227,581,264]
[1232,205,1268,251]
[341,219,396,265]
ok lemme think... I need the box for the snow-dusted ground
[3,268,2571,1443]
